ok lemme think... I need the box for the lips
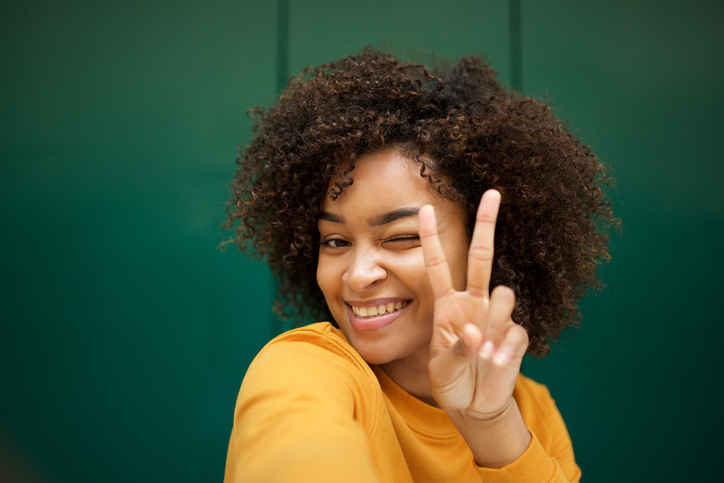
[346,299,411,332]
[351,300,410,317]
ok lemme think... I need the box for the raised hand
[419,189,529,420]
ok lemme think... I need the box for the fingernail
[493,351,510,366]
[480,341,494,359]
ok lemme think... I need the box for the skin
[317,149,531,468]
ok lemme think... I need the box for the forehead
[322,151,431,207]
[320,150,466,233]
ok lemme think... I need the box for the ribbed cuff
[473,430,563,483]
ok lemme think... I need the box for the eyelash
[320,238,350,248]
[387,235,419,243]
[320,235,419,248]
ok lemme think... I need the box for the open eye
[320,238,350,249]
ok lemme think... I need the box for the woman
[223,48,616,482]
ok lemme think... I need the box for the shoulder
[226,323,384,482]
[249,322,372,380]
[513,373,554,407]
[238,322,380,426]
[259,322,362,358]
[513,373,562,426]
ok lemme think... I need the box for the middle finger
[466,190,501,298]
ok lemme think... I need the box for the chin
[348,339,399,365]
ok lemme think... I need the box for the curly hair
[224,47,617,358]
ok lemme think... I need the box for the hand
[419,190,529,419]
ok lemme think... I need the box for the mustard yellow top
[224,322,581,482]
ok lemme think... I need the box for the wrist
[452,398,513,424]
[447,398,531,469]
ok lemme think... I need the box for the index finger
[466,190,501,298]
[419,204,455,299]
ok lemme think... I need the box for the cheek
[316,257,337,300]
[394,251,435,302]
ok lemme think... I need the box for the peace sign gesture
[419,189,529,420]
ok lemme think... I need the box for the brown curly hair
[224,47,617,357]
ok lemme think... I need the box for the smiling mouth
[350,301,410,318]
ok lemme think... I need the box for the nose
[343,247,387,292]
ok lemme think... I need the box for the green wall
[519,2,724,479]
[1,1,722,481]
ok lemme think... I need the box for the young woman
[222,48,616,482]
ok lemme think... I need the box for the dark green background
[1,1,722,481]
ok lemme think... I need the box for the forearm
[447,397,531,469]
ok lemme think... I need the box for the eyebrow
[318,211,344,224]
[371,207,420,226]
[318,207,420,227]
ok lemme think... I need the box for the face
[316,149,469,370]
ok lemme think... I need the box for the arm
[223,331,380,483]
[469,375,582,482]
[420,191,580,482]
[502,375,581,482]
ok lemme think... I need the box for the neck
[378,357,439,408]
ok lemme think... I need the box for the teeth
[352,301,409,318]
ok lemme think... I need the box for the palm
[420,190,529,417]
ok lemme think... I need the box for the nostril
[346,264,387,292]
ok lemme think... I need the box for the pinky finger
[492,324,529,368]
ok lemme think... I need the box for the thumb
[429,324,482,379]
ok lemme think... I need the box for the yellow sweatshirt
[224,322,581,482]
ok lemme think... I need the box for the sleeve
[223,336,381,483]
[473,375,582,483]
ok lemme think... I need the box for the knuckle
[509,324,529,344]
[466,282,487,294]
[484,325,501,339]
[425,255,447,268]
[492,285,516,302]
[476,213,497,224]
[467,245,493,262]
